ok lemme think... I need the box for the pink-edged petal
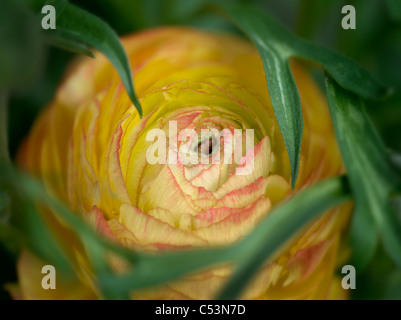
[214,136,271,199]
[123,107,161,204]
[120,106,157,185]
[168,158,218,212]
[104,117,132,205]
[112,204,207,248]
[85,206,118,241]
[241,263,284,299]
[193,196,271,245]
[138,164,200,219]
[192,196,268,229]
[148,207,176,227]
[189,162,221,192]
[284,240,332,286]
[217,176,268,208]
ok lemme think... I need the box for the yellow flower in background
[15,27,350,300]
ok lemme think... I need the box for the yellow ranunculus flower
[15,27,350,300]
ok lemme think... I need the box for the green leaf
[0,173,74,275]
[325,76,401,270]
[220,2,302,188]
[218,1,387,188]
[12,168,139,298]
[6,166,351,299]
[256,54,302,190]
[29,0,142,117]
[259,52,302,190]
[295,42,388,99]
[99,248,236,295]
[11,169,234,298]
[99,177,350,299]
[44,33,95,58]
[217,176,351,299]
[348,202,379,270]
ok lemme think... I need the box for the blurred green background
[1,0,401,299]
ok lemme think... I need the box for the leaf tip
[135,101,143,119]
[290,162,299,189]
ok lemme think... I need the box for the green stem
[0,91,10,164]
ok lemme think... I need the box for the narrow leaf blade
[297,43,388,99]
[257,50,302,189]
[44,33,95,58]
[325,76,401,269]
[222,2,302,188]
[40,1,143,117]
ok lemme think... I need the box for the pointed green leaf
[219,1,388,100]
[325,76,401,270]
[30,0,142,117]
[256,50,302,189]
[296,42,388,99]
[218,1,388,187]
[221,2,302,188]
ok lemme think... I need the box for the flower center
[195,136,217,157]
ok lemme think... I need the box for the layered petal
[16,27,351,300]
